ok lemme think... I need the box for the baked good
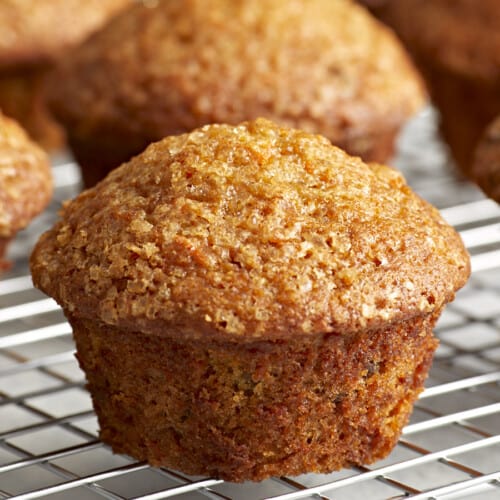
[0,0,131,149]
[0,112,52,270]
[356,0,390,10]
[48,0,425,186]
[30,119,469,481]
[473,116,500,202]
[368,0,500,176]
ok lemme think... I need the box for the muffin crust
[32,119,468,338]
[0,112,52,267]
[0,0,131,68]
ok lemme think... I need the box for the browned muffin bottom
[30,119,469,481]
[0,113,52,269]
[0,65,63,151]
[48,0,425,186]
[0,0,131,149]
[72,313,438,481]
[370,0,500,176]
[473,116,500,202]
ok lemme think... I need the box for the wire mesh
[1,108,500,499]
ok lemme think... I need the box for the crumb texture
[0,112,52,237]
[31,119,470,340]
[72,311,439,481]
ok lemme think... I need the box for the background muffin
[473,115,500,202]
[0,0,131,150]
[366,0,500,179]
[0,112,52,270]
[31,119,469,481]
[48,0,425,186]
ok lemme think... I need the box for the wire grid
[1,109,500,500]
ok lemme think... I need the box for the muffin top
[0,113,52,238]
[473,116,500,202]
[0,0,131,69]
[31,119,469,341]
[378,0,500,83]
[49,0,424,153]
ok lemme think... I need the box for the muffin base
[68,126,399,188]
[0,65,64,150]
[473,116,500,202]
[71,311,439,482]
[66,130,149,188]
[0,236,12,272]
[417,64,500,175]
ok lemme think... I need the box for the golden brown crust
[72,311,439,481]
[31,119,470,340]
[48,0,425,182]
[473,116,500,202]
[0,0,131,69]
[0,112,52,238]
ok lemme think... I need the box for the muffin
[30,119,469,481]
[356,0,390,10]
[0,112,52,270]
[48,0,425,187]
[368,0,500,176]
[473,116,500,202]
[0,0,131,149]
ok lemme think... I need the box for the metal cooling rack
[1,108,500,499]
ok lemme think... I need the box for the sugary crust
[0,113,52,238]
[376,0,500,83]
[31,119,470,340]
[473,116,500,202]
[49,0,425,179]
[71,310,439,481]
[0,0,131,69]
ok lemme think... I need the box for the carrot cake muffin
[30,119,469,481]
[48,0,425,186]
[0,112,52,270]
[0,0,131,149]
[369,0,500,176]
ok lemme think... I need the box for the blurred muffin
[0,113,52,270]
[473,116,500,202]
[31,119,469,481]
[356,0,390,9]
[0,0,131,150]
[368,0,500,176]
[48,0,425,186]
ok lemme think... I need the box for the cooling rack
[1,108,500,499]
